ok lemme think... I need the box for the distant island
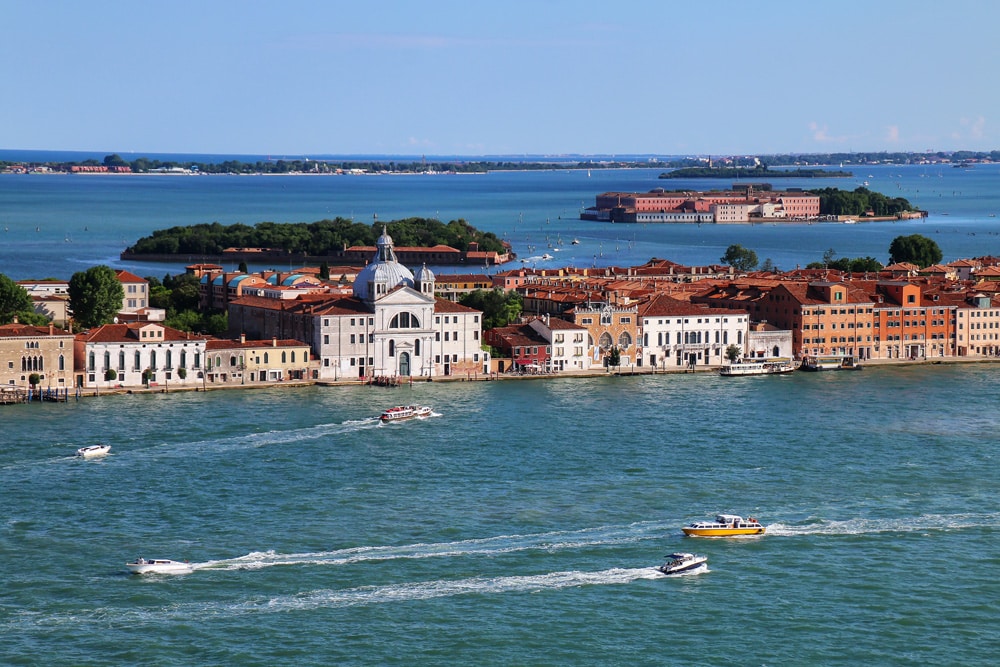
[120,217,513,265]
[659,166,852,179]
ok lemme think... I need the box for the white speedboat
[380,405,433,423]
[657,552,707,575]
[77,444,111,458]
[126,558,193,575]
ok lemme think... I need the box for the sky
[2,0,999,157]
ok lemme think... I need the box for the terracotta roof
[205,338,308,351]
[77,323,208,343]
[638,293,744,317]
[115,269,147,283]
[0,323,72,337]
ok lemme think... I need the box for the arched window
[599,333,613,350]
[389,340,395,357]
[291,351,296,363]
[150,351,157,370]
[166,350,172,370]
[773,345,780,357]
[134,351,141,370]
[229,355,237,367]
[263,352,268,364]
[618,332,632,348]
[119,351,126,370]
[104,351,111,370]
[59,354,65,371]
[389,312,420,328]
[281,351,286,363]
[88,352,95,371]
[180,351,187,369]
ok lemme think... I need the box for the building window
[389,340,395,357]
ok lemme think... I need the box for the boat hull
[126,560,192,574]
[682,527,765,537]
[77,445,110,458]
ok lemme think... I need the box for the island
[659,166,852,179]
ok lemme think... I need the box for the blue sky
[2,0,997,156]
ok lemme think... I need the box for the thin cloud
[808,121,847,144]
[885,125,900,143]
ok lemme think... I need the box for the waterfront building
[567,302,640,368]
[637,293,749,370]
[0,320,75,390]
[205,335,313,384]
[870,281,959,360]
[74,322,208,389]
[227,229,487,380]
[483,323,551,374]
[746,322,795,359]
[954,292,1000,357]
[527,316,592,372]
[582,188,821,223]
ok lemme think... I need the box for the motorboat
[682,514,765,537]
[720,359,795,377]
[76,444,111,458]
[657,552,707,575]
[540,253,554,260]
[380,405,433,423]
[125,558,193,575]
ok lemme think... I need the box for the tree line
[721,234,943,273]
[125,217,508,256]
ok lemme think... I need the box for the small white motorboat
[379,405,433,423]
[77,444,111,458]
[126,558,193,575]
[657,552,707,576]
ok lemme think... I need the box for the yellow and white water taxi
[682,514,765,537]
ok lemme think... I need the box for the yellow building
[0,321,76,390]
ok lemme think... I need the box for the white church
[228,228,488,380]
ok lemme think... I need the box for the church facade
[228,229,488,380]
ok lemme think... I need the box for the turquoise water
[3,163,1000,280]
[3,365,999,665]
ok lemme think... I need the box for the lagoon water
[3,367,999,664]
[2,162,1000,664]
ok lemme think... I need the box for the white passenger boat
[125,558,193,574]
[379,405,433,423]
[657,552,707,575]
[720,359,795,377]
[76,444,111,458]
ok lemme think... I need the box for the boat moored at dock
[800,355,863,371]
[720,358,795,377]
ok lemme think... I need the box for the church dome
[352,227,414,302]
[414,263,435,283]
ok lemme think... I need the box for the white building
[527,315,592,372]
[74,322,208,388]
[637,294,749,369]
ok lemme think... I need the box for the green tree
[459,288,523,330]
[888,234,943,268]
[319,261,330,280]
[238,261,249,274]
[68,265,124,329]
[725,344,742,362]
[0,273,34,324]
[760,258,776,272]
[720,244,759,272]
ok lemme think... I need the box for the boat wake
[765,512,1000,537]
[3,567,666,630]
[192,521,675,571]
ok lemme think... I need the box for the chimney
[240,333,246,344]
[272,337,277,347]
[49,322,54,335]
